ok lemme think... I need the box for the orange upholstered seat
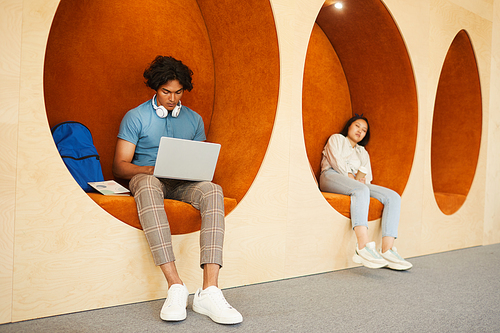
[431,30,482,215]
[44,0,279,233]
[88,193,237,235]
[303,2,419,220]
[321,192,384,221]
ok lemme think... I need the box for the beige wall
[485,0,500,244]
[1,0,499,324]
[0,0,22,324]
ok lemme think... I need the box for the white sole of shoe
[386,261,412,271]
[160,311,187,321]
[352,253,387,269]
[160,299,188,321]
[193,303,242,325]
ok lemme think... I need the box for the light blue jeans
[319,168,400,238]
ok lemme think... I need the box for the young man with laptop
[112,56,242,325]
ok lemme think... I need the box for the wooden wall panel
[1,0,498,323]
[419,0,491,255]
[448,0,493,20]
[12,0,170,321]
[484,0,500,245]
[0,0,22,324]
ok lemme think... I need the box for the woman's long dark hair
[339,114,370,146]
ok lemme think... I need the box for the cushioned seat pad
[433,192,467,216]
[321,192,383,221]
[87,193,237,235]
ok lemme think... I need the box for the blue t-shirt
[118,99,206,166]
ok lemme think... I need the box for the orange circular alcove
[44,0,279,228]
[303,0,418,220]
[431,30,482,215]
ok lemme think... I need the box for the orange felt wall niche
[303,0,418,220]
[44,0,216,182]
[431,30,482,215]
[44,0,279,232]
[196,0,279,202]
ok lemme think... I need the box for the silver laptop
[153,137,221,181]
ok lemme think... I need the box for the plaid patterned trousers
[129,174,225,267]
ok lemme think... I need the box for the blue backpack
[51,121,104,192]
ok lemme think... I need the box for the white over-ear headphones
[152,94,181,118]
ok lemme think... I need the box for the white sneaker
[352,241,388,269]
[160,284,189,321]
[193,286,243,324]
[380,247,413,270]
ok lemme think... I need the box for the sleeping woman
[319,114,412,270]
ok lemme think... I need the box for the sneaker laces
[167,285,185,307]
[362,242,383,259]
[205,287,234,310]
[388,247,404,261]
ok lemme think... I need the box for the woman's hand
[350,172,366,183]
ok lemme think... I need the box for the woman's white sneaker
[352,241,388,269]
[160,284,189,321]
[380,247,413,270]
[193,286,243,324]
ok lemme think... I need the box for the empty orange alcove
[431,30,482,215]
[44,0,280,230]
[303,0,418,220]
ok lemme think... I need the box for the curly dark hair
[339,114,371,146]
[143,56,194,91]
